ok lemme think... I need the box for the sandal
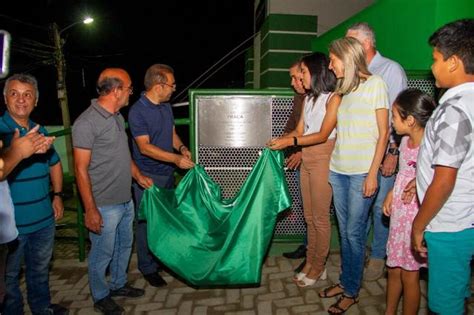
[327,294,359,314]
[318,283,344,298]
[292,272,306,282]
[296,268,327,288]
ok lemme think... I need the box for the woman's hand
[363,173,378,197]
[382,189,393,216]
[267,136,292,150]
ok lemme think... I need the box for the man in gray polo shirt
[72,68,153,315]
[346,22,408,281]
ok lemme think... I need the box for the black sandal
[318,283,344,298]
[327,294,359,314]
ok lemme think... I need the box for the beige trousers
[300,139,335,274]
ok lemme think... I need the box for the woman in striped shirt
[318,37,390,314]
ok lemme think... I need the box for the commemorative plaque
[197,96,272,147]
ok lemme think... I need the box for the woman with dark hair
[268,52,341,287]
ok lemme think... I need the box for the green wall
[259,14,317,88]
[245,47,254,89]
[311,0,474,72]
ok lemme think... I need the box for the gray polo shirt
[72,99,132,207]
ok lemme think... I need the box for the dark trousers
[133,172,174,276]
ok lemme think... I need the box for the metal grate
[407,79,435,96]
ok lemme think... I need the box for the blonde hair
[329,37,371,95]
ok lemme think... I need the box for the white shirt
[303,92,336,139]
[416,82,474,232]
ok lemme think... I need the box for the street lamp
[51,17,93,177]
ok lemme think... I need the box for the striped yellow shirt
[330,75,389,174]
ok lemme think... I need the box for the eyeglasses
[160,82,176,89]
[120,85,133,95]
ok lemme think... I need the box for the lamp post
[51,17,93,177]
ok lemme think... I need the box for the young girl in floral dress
[382,88,435,315]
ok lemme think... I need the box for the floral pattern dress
[386,136,427,270]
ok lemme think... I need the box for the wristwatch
[388,147,400,155]
[52,191,65,198]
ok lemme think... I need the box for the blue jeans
[133,173,174,275]
[329,171,377,297]
[88,200,134,302]
[5,223,55,315]
[367,172,395,259]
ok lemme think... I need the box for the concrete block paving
[14,240,474,314]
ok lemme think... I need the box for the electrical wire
[171,32,257,102]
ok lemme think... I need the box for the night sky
[0,1,255,125]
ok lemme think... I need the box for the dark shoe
[32,304,69,315]
[94,296,124,314]
[144,272,167,287]
[282,244,306,259]
[110,283,145,298]
[294,258,306,273]
[49,304,69,315]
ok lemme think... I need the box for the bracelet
[178,144,186,153]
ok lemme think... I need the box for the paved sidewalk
[14,240,472,315]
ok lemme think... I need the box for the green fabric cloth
[138,148,292,286]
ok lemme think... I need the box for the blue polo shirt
[128,94,175,176]
[0,112,60,234]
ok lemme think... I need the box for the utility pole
[51,22,74,177]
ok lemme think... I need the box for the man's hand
[85,207,103,234]
[137,174,153,189]
[286,151,302,170]
[10,126,41,159]
[411,223,427,258]
[380,153,398,176]
[10,126,55,158]
[181,147,192,160]
[52,196,64,220]
[402,178,417,204]
[267,137,292,150]
[175,155,194,169]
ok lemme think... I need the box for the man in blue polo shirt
[0,73,67,315]
[128,64,194,287]
[1,125,54,314]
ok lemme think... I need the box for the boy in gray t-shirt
[412,19,474,315]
